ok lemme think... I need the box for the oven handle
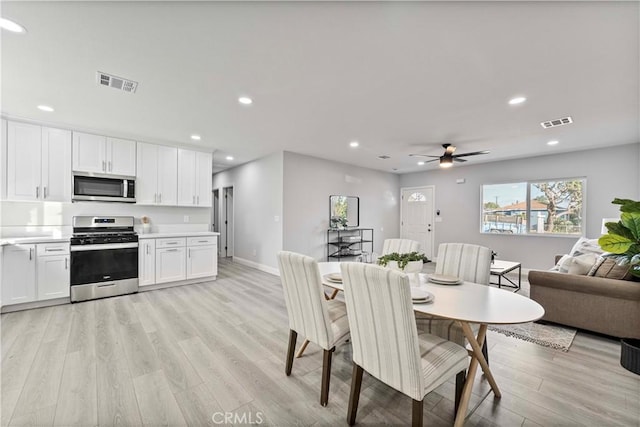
[70,243,139,252]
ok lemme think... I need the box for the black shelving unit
[327,228,374,261]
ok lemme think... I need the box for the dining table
[317,262,545,427]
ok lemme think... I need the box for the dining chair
[340,262,468,426]
[415,242,492,410]
[382,238,421,255]
[277,251,351,406]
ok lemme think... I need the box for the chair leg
[412,399,423,427]
[347,363,364,426]
[455,370,466,413]
[482,337,489,366]
[320,347,335,406]
[285,330,297,376]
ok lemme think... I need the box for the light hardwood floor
[1,259,639,426]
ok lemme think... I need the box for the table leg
[460,322,501,397]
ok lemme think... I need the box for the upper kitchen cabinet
[137,142,177,205]
[72,132,136,176]
[5,121,71,202]
[177,149,212,207]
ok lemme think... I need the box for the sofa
[529,266,640,339]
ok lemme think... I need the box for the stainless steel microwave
[72,173,136,203]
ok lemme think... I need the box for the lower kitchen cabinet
[139,239,156,287]
[187,244,217,279]
[37,254,70,300]
[156,247,186,284]
[2,244,37,304]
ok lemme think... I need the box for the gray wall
[283,151,400,260]
[212,152,284,272]
[400,143,640,270]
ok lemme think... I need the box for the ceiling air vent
[541,116,573,129]
[377,155,391,160]
[96,71,138,93]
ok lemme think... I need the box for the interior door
[223,186,234,257]
[401,186,435,260]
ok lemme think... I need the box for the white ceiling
[2,1,638,174]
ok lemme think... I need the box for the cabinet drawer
[37,242,70,256]
[187,236,217,247]
[156,237,186,248]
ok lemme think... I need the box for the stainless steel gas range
[70,216,139,302]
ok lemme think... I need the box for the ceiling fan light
[440,157,453,168]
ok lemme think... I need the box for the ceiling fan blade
[452,150,490,158]
[409,154,441,158]
[423,158,440,163]
[453,157,467,162]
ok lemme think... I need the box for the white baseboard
[233,257,279,276]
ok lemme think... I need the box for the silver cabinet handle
[146,245,149,255]
[198,240,208,243]
[166,242,178,245]
[167,248,178,252]
[65,257,68,269]
[102,160,106,171]
[46,248,65,252]
[197,195,199,204]
[29,248,33,260]
[188,248,191,258]
[154,193,157,203]
[44,187,48,199]
[193,195,195,204]
[159,193,162,203]
[36,186,40,198]
[108,161,112,172]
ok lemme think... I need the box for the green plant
[598,198,640,278]
[377,251,426,269]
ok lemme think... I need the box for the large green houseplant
[598,198,640,278]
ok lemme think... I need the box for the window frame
[479,176,587,238]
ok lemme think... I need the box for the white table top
[490,259,521,272]
[318,262,543,325]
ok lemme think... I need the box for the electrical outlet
[183,215,190,223]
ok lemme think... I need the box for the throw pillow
[567,253,599,275]
[552,254,572,273]
[594,258,633,280]
[569,237,603,257]
[588,255,607,276]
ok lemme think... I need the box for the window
[481,178,585,236]
[407,192,426,202]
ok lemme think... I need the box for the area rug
[488,322,577,352]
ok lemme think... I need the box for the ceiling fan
[409,144,490,168]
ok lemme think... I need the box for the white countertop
[0,236,72,246]
[138,231,220,239]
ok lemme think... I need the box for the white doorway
[212,189,220,254]
[221,186,234,258]
[400,186,435,260]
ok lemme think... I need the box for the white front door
[400,186,435,260]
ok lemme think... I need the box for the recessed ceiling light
[508,96,527,105]
[349,141,359,148]
[190,134,201,141]
[0,18,26,33]
[37,105,54,112]
[226,156,234,161]
[547,140,559,146]
[417,161,425,166]
[238,97,253,105]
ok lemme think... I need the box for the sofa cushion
[567,253,599,275]
[594,258,633,280]
[528,270,640,300]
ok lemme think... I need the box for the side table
[490,260,521,292]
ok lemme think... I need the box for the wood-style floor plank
[1,258,639,427]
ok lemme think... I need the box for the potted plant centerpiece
[377,251,426,276]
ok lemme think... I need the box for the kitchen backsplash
[0,201,211,237]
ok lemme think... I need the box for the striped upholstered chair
[340,262,468,426]
[277,251,350,406]
[382,238,421,255]
[415,242,492,409]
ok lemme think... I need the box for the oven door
[70,243,138,286]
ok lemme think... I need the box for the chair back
[340,262,424,400]
[382,239,421,255]
[435,243,492,284]
[277,251,333,350]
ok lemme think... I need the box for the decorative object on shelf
[491,250,498,264]
[141,216,151,234]
[329,195,359,228]
[327,228,373,261]
[599,198,640,278]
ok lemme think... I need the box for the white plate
[324,274,342,283]
[428,277,463,285]
[411,288,431,300]
[429,274,461,283]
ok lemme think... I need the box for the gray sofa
[528,268,640,339]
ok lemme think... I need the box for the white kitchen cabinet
[37,254,70,300]
[73,132,136,176]
[6,122,71,202]
[156,247,186,284]
[187,244,217,279]
[1,245,37,305]
[177,149,212,207]
[139,239,156,287]
[136,142,177,205]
